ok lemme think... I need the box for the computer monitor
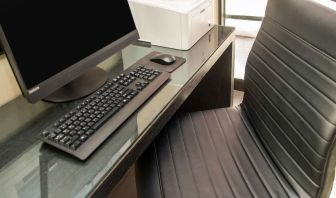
[0,0,139,103]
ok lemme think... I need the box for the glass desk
[0,26,235,198]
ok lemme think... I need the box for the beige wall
[0,55,21,107]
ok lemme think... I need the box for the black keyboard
[40,64,170,160]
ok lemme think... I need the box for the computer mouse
[150,54,176,65]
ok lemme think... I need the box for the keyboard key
[68,125,75,130]
[71,135,79,142]
[80,122,87,127]
[42,130,50,137]
[55,128,62,134]
[69,130,77,136]
[48,133,56,140]
[55,134,64,142]
[86,129,94,136]
[79,135,88,142]
[60,136,70,145]
[92,107,119,130]
[60,124,67,130]
[71,141,82,150]
[63,129,70,134]
[65,140,73,148]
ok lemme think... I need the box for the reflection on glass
[38,116,138,198]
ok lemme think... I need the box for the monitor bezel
[0,25,139,103]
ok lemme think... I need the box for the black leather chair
[135,0,336,197]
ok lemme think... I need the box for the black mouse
[150,54,176,65]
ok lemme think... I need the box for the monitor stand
[44,67,108,103]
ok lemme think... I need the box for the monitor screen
[0,0,138,102]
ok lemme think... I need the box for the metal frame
[220,0,264,24]
[226,14,263,21]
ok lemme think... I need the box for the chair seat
[136,107,298,198]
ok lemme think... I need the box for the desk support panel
[178,42,234,113]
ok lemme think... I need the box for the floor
[233,36,255,79]
[233,90,244,106]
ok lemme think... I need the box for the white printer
[128,0,214,50]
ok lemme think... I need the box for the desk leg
[108,165,137,198]
[178,42,234,113]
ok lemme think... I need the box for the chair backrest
[241,0,336,197]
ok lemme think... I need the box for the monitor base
[43,67,108,103]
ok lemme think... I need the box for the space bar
[92,107,119,130]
